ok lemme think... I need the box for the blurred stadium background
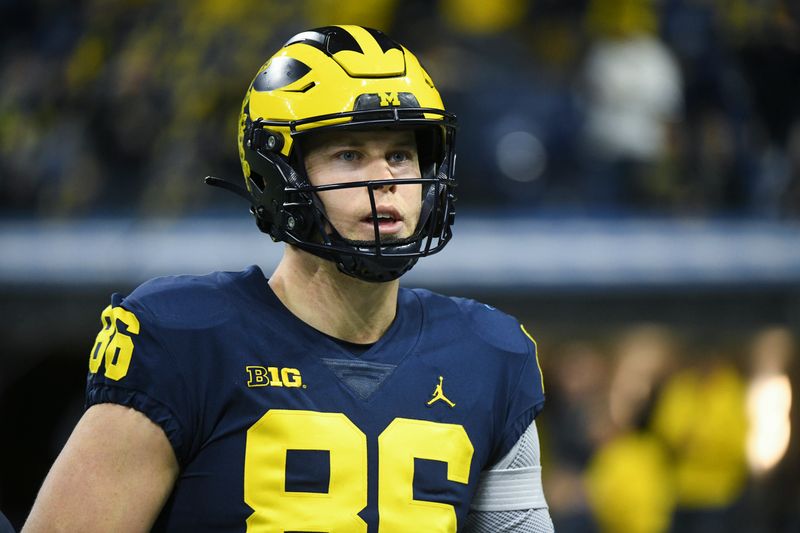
[1,0,799,531]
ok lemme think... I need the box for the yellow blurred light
[441,0,527,35]
[746,374,792,475]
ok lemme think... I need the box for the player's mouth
[361,207,404,235]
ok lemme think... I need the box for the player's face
[302,129,423,243]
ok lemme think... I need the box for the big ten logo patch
[246,366,304,388]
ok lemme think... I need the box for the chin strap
[204,175,253,202]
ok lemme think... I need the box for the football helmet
[208,25,457,282]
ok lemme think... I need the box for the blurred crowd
[1,0,799,218]
[539,324,799,533]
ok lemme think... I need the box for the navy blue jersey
[85,265,545,532]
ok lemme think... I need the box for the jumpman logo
[426,376,455,408]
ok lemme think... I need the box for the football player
[24,26,553,532]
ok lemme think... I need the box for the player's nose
[366,157,397,192]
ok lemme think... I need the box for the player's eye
[387,151,412,163]
[336,150,359,162]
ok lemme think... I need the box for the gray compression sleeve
[463,421,554,532]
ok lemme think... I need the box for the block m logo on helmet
[379,92,400,107]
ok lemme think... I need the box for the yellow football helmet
[209,25,457,282]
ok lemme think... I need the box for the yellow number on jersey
[88,304,140,380]
[244,410,474,532]
[378,418,473,532]
[245,410,368,533]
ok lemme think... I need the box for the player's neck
[268,246,399,344]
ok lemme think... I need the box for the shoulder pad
[409,289,531,355]
[451,296,531,355]
[122,271,237,329]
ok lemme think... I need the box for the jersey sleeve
[492,324,546,463]
[463,325,552,531]
[85,291,197,465]
[449,295,547,465]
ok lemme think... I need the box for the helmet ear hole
[249,172,266,192]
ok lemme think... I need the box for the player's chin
[347,223,412,242]
[342,232,418,247]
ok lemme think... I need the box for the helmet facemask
[245,114,457,282]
